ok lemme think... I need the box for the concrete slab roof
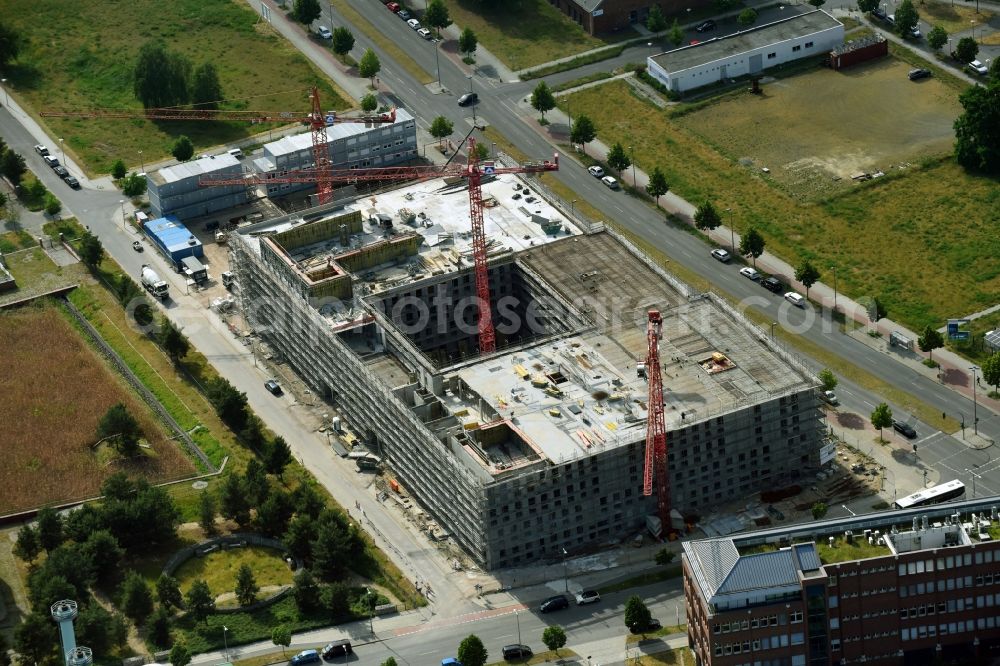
[264,109,415,158]
[651,9,842,73]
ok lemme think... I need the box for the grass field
[0,302,195,514]
[559,68,1000,330]
[174,546,294,601]
[0,0,350,175]
[918,1,994,35]
[441,0,633,71]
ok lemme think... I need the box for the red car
[386,2,400,11]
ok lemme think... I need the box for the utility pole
[970,366,980,435]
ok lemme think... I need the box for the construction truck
[140,264,169,300]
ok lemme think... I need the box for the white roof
[156,153,240,184]
[266,108,415,158]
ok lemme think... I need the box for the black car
[871,7,887,20]
[695,20,716,32]
[502,645,532,661]
[908,68,931,80]
[893,420,917,438]
[628,618,662,634]
[539,594,569,613]
[458,92,479,107]
[53,165,69,178]
[64,175,81,189]
[761,277,783,293]
[265,379,283,396]
[321,640,352,660]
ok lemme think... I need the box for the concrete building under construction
[228,167,823,569]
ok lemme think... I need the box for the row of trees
[134,43,223,110]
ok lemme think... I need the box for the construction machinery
[642,310,671,537]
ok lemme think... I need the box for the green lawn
[817,535,891,564]
[1,0,350,175]
[918,1,994,35]
[174,546,294,601]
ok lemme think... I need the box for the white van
[227,148,243,159]
[601,175,619,190]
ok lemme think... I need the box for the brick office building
[684,501,1000,665]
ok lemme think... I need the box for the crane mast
[643,310,671,536]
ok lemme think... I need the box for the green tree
[646,5,667,32]
[955,36,978,63]
[185,580,215,624]
[157,573,183,609]
[149,606,172,648]
[76,604,114,656]
[871,402,893,441]
[818,369,838,392]
[737,8,758,27]
[198,489,218,536]
[96,402,143,456]
[794,260,820,297]
[857,0,879,13]
[359,48,381,88]
[541,625,566,656]
[134,43,191,108]
[424,0,452,35]
[0,633,7,666]
[530,81,556,121]
[235,563,260,607]
[27,572,77,612]
[458,28,478,57]
[220,472,251,525]
[292,568,321,612]
[44,193,62,217]
[927,25,947,52]
[811,501,828,519]
[206,376,249,432]
[990,58,1000,83]
[624,595,652,630]
[646,166,669,207]
[255,490,294,537]
[172,135,195,162]
[312,515,353,581]
[97,474,180,552]
[266,436,294,478]
[122,172,147,196]
[322,581,351,619]
[14,613,57,666]
[272,625,292,657]
[893,0,919,38]
[293,482,325,520]
[570,115,597,155]
[457,634,488,666]
[871,296,887,322]
[360,93,378,113]
[332,27,355,61]
[981,352,1000,393]
[241,415,268,453]
[0,149,26,185]
[381,659,398,666]
[606,142,631,173]
[654,547,676,565]
[715,0,739,11]
[694,201,721,230]
[13,524,41,564]
[0,21,23,70]
[807,0,824,6]
[667,19,684,47]
[918,325,944,363]
[429,115,454,147]
[284,513,316,562]
[191,63,223,110]
[111,160,128,180]
[244,458,269,507]
[121,570,154,624]
[739,227,766,268]
[158,317,190,362]
[293,0,322,24]
[36,507,64,552]
[40,544,95,595]
[169,641,192,666]
[953,80,1000,173]
[81,530,124,585]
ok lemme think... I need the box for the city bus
[893,479,966,510]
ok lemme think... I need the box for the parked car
[784,292,805,308]
[967,59,988,75]
[321,640,352,660]
[502,645,532,661]
[587,165,605,178]
[540,594,569,613]
[766,504,786,521]
[53,165,69,178]
[908,68,931,80]
[441,659,463,666]
[893,420,917,438]
[64,175,81,189]
[397,9,411,19]
[290,651,321,666]
[386,1,400,10]
[43,155,60,168]
[909,24,921,38]
[34,144,49,156]
[628,618,662,634]
[761,276,783,293]
[406,18,421,30]
[739,266,760,281]
[131,240,143,252]
[458,92,478,106]
[417,27,432,39]
[316,26,332,39]
[710,248,731,263]
[575,590,600,605]
[821,390,839,406]
[695,20,716,32]
[601,175,619,189]
[871,7,887,20]
[265,379,283,396]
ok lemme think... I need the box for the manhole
[192,480,208,490]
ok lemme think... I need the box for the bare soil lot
[0,303,195,514]
[677,58,962,199]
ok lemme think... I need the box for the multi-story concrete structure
[229,164,823,569]
[253,108,417,198]
[147,153,248,220]
[684,498,1000,665]
[647,10,844,93]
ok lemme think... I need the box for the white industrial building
[647,9,844,93]
[147,153,248,221]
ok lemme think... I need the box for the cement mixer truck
[140,264,169,301]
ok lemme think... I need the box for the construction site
[228,158,824,570]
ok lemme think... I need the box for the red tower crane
[201,137,559,354]
[39,87,396,205]
[642,309,671,537]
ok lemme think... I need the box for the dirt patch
[835,412,868,430]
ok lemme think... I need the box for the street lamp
[223,625,229,662]
[138,149,145,174]
[434,39,442,88]
[468,76,477,123]
[0,78,7,106]
[965,469,981,497]
[571,199,577,219]
[515,609,522,645]
[119,199,126,231]
[770,321,777,339]
[970,366,980,435]
[726,207,735,253]
[562,547,569,593]
[628,145,636,187]
[59,138,65,165]
[365,587,375,634]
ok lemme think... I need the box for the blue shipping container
[142,215,204,266]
